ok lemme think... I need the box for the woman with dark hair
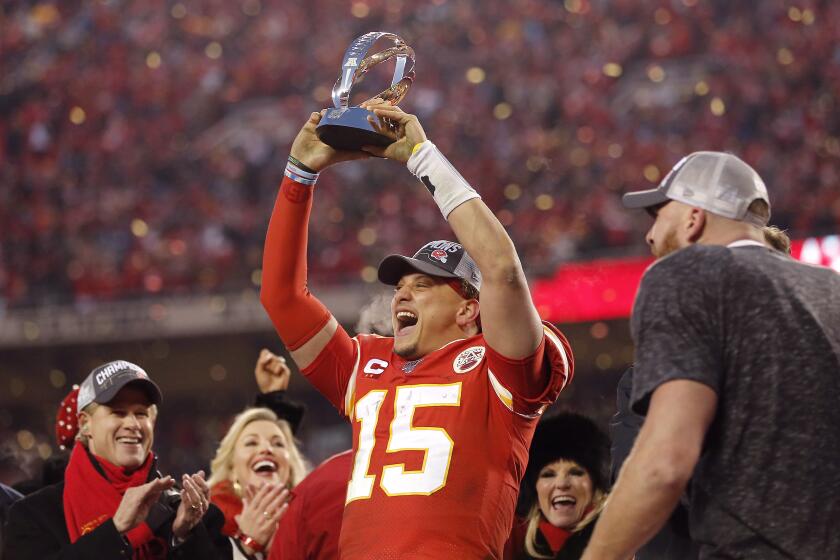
[506,413,610,560]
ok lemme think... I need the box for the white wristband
[406,140,481,219]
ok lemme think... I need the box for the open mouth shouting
[550,494,577,513]
[250,456,280,480]
[395,309,419,337]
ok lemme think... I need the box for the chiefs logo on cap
[430,249,448,263]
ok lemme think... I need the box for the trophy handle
[331,32,416,109]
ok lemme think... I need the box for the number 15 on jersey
[346,383,462,502]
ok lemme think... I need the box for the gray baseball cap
[77,360,162,414]
[622,151,770,226]
[378,240,482,293]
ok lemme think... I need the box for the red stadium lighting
[533,234,839,323]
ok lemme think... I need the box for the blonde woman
[506,413,609,560]
[209,351,309,560]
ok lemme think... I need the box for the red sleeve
[260,175,332,350]
[485,322,574,416]
[270,451,353,560]
[301,327,359,416]
[269,492,303,560]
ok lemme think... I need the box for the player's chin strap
[407,140,481,219]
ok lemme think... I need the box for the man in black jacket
[609,367,698,560]
[3,360,230,560]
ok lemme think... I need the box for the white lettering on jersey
[363,358,389,377]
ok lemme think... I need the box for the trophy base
[316,107,393,151]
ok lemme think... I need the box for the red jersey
[270,450,353,560]
[302,323,573,559]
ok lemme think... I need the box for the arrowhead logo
[453,346,485,374]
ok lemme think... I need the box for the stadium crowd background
[1,0,839,479]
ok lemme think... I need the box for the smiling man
[4,360,230,560]
[260,105,573,559]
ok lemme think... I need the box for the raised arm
[260,111,368,369]
[445,198,543,358]
[364,104,543,358]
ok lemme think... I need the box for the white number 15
[346,383,462,503]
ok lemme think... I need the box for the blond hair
[762,226,791,254]
[207,407,308,491]
[523,488,607,558]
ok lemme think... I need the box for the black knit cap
[518,412,610,514]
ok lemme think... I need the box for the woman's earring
[233,479,242,495]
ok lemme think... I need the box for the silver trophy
[316,32,415,151]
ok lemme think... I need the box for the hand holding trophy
[360,103,428,164]
[316,32,415,151]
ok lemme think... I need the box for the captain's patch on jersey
[453,346,485,374]
[363,358,389,377]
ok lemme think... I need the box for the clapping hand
[172,471,210,540]
[234,482,290,553]
[113,477,176,534]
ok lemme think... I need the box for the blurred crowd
[2,0,839,307]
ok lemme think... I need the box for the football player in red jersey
[260,103,574,559]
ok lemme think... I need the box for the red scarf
[209,479,242,537]
[539,519,572,554]
[63,443,166,559]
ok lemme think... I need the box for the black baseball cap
[378,240,482,293]
[77,360,162,414]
